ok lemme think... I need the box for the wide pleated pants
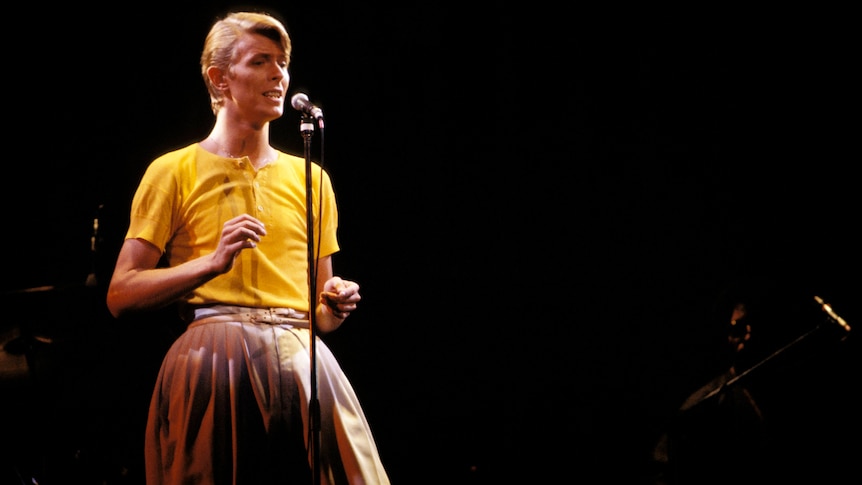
[144,316,390,485]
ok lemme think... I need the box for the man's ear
[207,65,228,90]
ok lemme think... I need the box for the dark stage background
[2,3,858,484]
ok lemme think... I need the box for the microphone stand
[299,113,322,484]
[701,296,852,404]
[700,323,822,404]
[663,308,850,480]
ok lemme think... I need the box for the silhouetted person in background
[652,297,766,485]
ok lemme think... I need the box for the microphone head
[291,92,309,111]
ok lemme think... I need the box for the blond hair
[201,11,291,114]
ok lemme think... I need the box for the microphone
[814,295,851,332]
[291,92,324,120]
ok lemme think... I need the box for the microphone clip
[291,92,324,129]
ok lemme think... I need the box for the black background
[2,3,859,484]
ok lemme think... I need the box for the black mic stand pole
[702,324,822,403]
[701,304,851,404]
[299,113,321,484]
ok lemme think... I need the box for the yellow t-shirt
[125,143,339,313]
